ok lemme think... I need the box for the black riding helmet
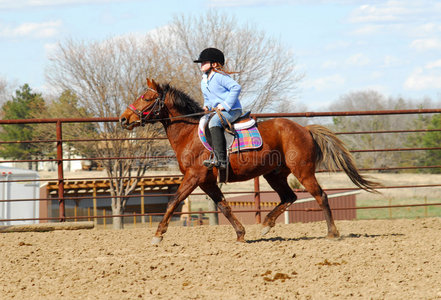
[193,48,225,66]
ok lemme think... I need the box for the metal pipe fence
[1,108,440,225]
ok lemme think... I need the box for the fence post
[253,115,261,224]
[141,184,145,223]
[56,120,65,222]
[424,196,428,217]
[93,186,97,227]
[103,209,106,229]
[389,198,392,219]
[254,176,261,224]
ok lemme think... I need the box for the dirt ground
[1,218,441,299]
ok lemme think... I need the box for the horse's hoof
[151,236,163,245]
[236,237,246,243]
[326,231,340,239]
[261,226,272,236]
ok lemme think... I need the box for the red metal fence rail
[1,108,440,224]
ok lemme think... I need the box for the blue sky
[1,0,441,111]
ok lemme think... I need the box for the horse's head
[120,78,165,130]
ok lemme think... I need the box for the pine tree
[0,84,46,169]
[420,114,441,173]
[404,114,432,171]
[32,89,98,165]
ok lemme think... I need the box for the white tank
[0,166,40,225]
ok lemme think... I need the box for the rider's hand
[216,104,225,111]
[203,106,209,112]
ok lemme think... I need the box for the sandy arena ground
[1,218,441,299]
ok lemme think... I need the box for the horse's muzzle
[119,117,131,130]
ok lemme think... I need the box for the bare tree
[329,90,433,170]
[0,77,9,107]
[47,36,166,229]
[157,11,302,112]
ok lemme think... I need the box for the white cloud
[404,58,441,90]
[410,38,441,51]
[351,24,383,35]
[360,84,388,94]
[0,20,61,38]
[404,67,441,90]
[207,0,302,8]
[348,1,441,39]
[348,1,441,24]
[0,0,134,10]
[415,22,441,34]
[349,3,406,23]
[370,71,383,79]
[425,59,441,69]
[321,60,338,69]
[382,55,402,67]
[303,74,345,91]
[44,42,58,56]
[345,53,370,66]
[208,0,384,8]
[324,40,351,51]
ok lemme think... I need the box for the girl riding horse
[194,48,242,170]
[120,78,381,245]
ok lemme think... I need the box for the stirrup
[216,161,227,170]
[203,158,216,170]
[203,158,227,170]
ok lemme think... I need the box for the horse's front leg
[152,173,199,245]
[200,182,246,242]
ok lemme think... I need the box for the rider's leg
[210,126,227,169]
[203,109,241,170]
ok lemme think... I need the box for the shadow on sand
[246,232,404,244]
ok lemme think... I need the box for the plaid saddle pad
[198,115,263,153]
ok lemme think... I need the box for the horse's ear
[146,78,151,86]
[151,79,158,90]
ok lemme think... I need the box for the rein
[145,111,209,124]
[215,108,235,135]
[127,87,209,126]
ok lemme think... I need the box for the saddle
[198,111,262,183]
[198,111,263,154]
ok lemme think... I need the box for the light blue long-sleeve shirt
[201,72,242,112]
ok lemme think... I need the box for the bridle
[128,87,165,126]
[126,86,213,126]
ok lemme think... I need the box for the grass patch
[357,197,441,220]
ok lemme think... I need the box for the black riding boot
[203,126,227,170]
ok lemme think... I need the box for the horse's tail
[306,124,382,193]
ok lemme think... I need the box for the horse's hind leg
[199,182,246,242]
[297,173,339,238]
[261,170,297,236]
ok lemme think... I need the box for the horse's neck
[161,113,198,153]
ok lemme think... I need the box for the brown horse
[120,79,380,244]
